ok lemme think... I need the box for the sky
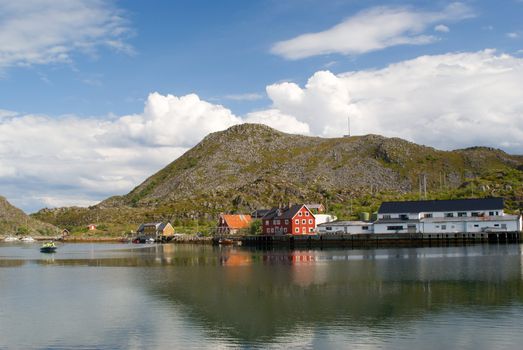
[0,0,522,213]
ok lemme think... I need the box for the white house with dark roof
[373,198,521,235]
[317,198,521,236]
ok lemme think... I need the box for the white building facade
[317,198,522,236]
[374,198,521,235]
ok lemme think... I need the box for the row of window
[266,227,315,234]
[383,211,502,219]
[266,219,314,225]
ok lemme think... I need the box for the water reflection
[0,243,522,349]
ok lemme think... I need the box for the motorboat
[40,242,57,253]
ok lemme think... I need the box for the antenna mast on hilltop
[344,113,351,138]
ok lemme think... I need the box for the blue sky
[0,0,522,212]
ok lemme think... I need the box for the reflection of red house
[217,214,252,234]
[262,204,316,235]
[87,224,97,231]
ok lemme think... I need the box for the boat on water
[3,236,18,242]
[40,242,57,253]
[21,236,35,242]
[218,238,234,245]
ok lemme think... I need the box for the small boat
[40,242,57,253]
[4,236,18,242]
[218,238,234,245]
[21,236,35,242]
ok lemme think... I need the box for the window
[474,224,479,227]
[489,212,494,216]
[458,212,467,217]
[295,228,299,233]
[362,226,369,230]
[424,213,433,218]
[400,214,408,220]
[308,219,313,224]
[295,219,299,224]
[383,215,391,219]
[298,212,302,216]
[309,228,314,232]
[265,220,269,225]
[494,224,499,227]
[302,219,306,224]
[471,212,479,217]
[441,225,447,230]
[305,212,309,216]
[284,228,287,233]
[326,227,332,231]
[501,224,507,229]
[445,213,454,218]
[275,220,280,225]
[387,226,403,231]
[285,220,289,225]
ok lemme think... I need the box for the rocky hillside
[33,124,523,228]
[0,196,59,236]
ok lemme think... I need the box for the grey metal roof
[262,204,305,220]
[378,198,504,214]
[251,209,271,218]
[318,220,371,227]
[374,218,420,224]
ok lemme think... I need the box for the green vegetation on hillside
[31,124,523,235]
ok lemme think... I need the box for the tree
[249,220,262,235]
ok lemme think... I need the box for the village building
[318,198,522,237]
[318,220,372,235]
[305,203,325,214]
[374,197,521,235]
[314,213,337,226]
[136,222,175,241]
[262,204,316,235]
[251,209,270,219]
[217,214,252,235]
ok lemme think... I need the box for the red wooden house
[262,204,316,235]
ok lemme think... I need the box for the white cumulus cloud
[434,24,450,33]
[271,3,474,59]
[0,0,132,69]
[264,49,523,153]
[2,51,523,212]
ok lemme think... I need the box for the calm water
[1,242,523,349]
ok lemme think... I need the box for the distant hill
[0,196,59,236]
[33,124,523,229]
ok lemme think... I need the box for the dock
[241,231,521,248]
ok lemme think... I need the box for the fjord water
[1,243,523,349]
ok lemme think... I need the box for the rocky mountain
[33,123,523,228]
[0,196,59,236]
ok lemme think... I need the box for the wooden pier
[241,231,521,248]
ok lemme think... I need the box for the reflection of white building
[318,198,522,236]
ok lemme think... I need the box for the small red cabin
[262,204,316,235]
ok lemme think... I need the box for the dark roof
[378,198,504,214]
[262,204,306,220]
[251,209,271,218]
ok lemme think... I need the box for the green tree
[249,220,262,235]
